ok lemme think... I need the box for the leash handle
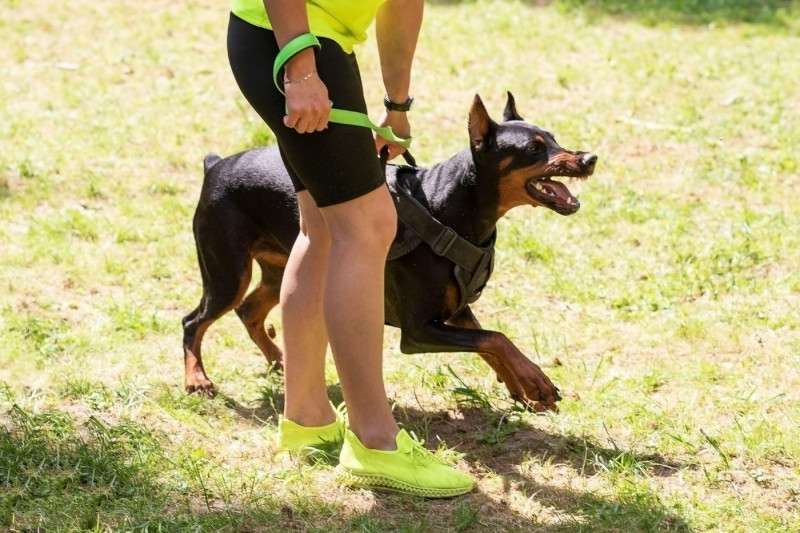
[273,33,412,149]
[328,108,411,149]
[272,33,321,95]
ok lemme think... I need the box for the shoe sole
[334,465,473,498]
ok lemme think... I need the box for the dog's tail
[203,153,223,175]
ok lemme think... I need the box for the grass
[2,0,800,530]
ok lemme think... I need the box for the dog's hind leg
[182,269,252,397]
[235,259,285,369]
[182,307,217,397]
[182,214,255,397]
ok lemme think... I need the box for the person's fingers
[285,105,330,133]
[285,115,328,134]
[314,106,330,132]
[301,109,328,133]
[283,74,330,133]
[289,115,308,133]
[303,120,318,134]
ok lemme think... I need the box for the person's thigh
[226,14,385,207]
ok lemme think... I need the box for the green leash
[273,33,412,149]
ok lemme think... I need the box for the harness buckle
[432,227,458,257]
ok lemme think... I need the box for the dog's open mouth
[526,176,587,215]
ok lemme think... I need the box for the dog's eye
[529,142,545,154]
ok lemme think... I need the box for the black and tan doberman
[182,92,597,412]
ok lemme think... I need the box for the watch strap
[384,94,414,112]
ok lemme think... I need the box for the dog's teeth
[567,179,582,198]
[534,182,545,192]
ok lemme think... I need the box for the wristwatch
[384,94,414,112]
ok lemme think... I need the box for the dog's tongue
[527,178,581,214]
[548,177,583,200]
[565,177,582,198]
[531,180,576,203]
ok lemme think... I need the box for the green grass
[2,0,800,531]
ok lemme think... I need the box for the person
[226,0,474,497]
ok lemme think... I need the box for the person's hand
[283,52,330,133]
[374,110,411,160]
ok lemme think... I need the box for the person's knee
[324,189,397,252]
[298,192,331,248]
[345,204,396,252]
[365,202,397,251]
[370,189,398,245]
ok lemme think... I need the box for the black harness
[382,151,496,314]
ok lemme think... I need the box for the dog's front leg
[446,307,512,385]
[401,313,560,412]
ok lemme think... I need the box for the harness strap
[273,33,412,149]
[392,184,491,276]
[384,154,496,312]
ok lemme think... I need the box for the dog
[182,92,597,412]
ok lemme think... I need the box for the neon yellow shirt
[231,0,387,54]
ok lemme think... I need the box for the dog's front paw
[508,363,561,413]
[510,391,560,413]
[532,394,560,413]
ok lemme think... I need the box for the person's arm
[374,0,424,159]
[263,0,330,133]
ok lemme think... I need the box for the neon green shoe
[334,428,474,498]
[278,403,346,454]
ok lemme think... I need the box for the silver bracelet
[284,69,317,85]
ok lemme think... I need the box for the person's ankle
[350,426,400,451]
[284,401,337,428]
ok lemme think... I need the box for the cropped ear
[468,94,497,152]
[502,91,524,122]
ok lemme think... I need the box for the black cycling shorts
[227,13,386,207]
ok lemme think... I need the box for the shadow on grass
[397,405,692,531]
[0,406,170,531]
[429,0,798,27]
[220,375,688,480]
[0,404,301,532]
[219,378,343,426]
[223,387,691,531]
[1,398,689,532]
[399,405,685,478]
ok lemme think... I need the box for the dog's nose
[581,153,597,170]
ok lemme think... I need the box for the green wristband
[273,33,321,95]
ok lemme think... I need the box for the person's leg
[280,184,400,450]
[228,15,391,437]
[320,185,400,451]
[280,190,336,427]
[228,15,472,494]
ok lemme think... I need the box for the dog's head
[468,92,597,216]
